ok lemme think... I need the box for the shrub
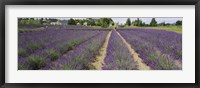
[63,64,73,70]
[148,52,178,70]
[18,28,26,33]
[18,63,26,70]
[66,40,79,51]
[18,48,26,56]
[47,49,60,61]
[28,43,42,52]
[27,55,46,70]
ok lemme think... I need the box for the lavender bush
[102,30,137,70]
[117,29,182,70]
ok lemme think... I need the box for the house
[50,21,62,25]
[50,20,68,26]
[83,22,87,26]
[42,23,48,25]
[60,20,68,26]
[76,22,81,26]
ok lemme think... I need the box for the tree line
[18,18,114,28]
[125,18,182,27]
[68,18,114,28]
[18,18,59,25]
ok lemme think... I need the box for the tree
[132,18,143,26]
[68,18,76,25]
[18,18,41,25]
[150,18,157,26]
[142,22,146,26]
[126,18,131,26]
[86,18,96,26]
[176,20,182,25]
[97,18,114,28]
[159,22,166,26]
[49,18,58,22]
[39,18,44,24]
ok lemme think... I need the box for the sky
[42,17,182,24]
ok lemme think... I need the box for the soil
[115,30,151,70]
[91,31,112,70]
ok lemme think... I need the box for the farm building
[83,22,87,26]
[76,22,81,26]
[50,20,68,25]
[50,21,62,25]
[60,20,68,26]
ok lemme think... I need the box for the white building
[50,21,62,25]
[60,20,68,26]
[76,22,81,26]
[50,20,68,26]
[83,22,87,26]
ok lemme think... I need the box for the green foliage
[63,64,73,70]
[159,22,166,26]
[18,28,26,33]
[132,18,144,26]
[67,40,79,50]
[97,18,114,28]
[150,18,157,26]
[148,52,178,70]
[27,55,46,69]
[176,20,182,25]
[47,49,60,61]
[18,63,26,70]
[71,54,86,66]
[126,18,131,26]
[86,18,96,26]
[59,40,80,53]
[39,18,45,24]
[18,28,41,33]
[137,25,182,34]
[48,18,58,22]
[18,48,26,56]
[68,18,76,25]
[28,43,43,52]
[157,55,178,70]
[18,17,116,28]
[18,18,41,25]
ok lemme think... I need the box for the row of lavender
[18,28,108,70]
[18,27,182,70]
[117,28,182,70]
[103,30,137,70]
[42,30,109,70]
[42,30,138,70]
[19,28,100,58]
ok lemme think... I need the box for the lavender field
[18,27,182,70]
[18,17,183,70]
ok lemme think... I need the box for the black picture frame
[0,0,199,88]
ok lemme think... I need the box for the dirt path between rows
[91,31,112,70]
[115,30,151,70]
[174,60,182,69]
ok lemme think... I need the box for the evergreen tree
[126,18,131,26]
[133,18,143,26]
[150,18,157,26]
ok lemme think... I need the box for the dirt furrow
[91,31,112,70]
[174,60,182,69]
[115,30,151,70]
